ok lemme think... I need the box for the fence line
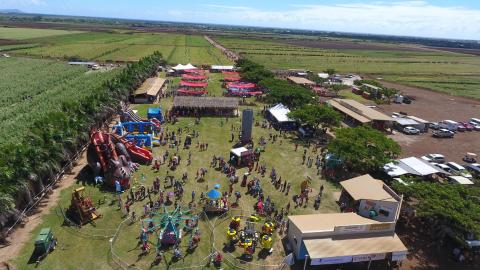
[5,144,88,236]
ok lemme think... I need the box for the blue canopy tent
[147,107,164,123]
[207,189,222,200]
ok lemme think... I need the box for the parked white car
[421,154,445,164]
[434,163,452,173]
[446,162,473,179]
[403,126,420,135]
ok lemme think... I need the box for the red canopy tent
[184,69,206,75]
[177,88,208,96]
[180,81,208,88]
[223,77,241,82]
[222,71,240,76]
[182,74,208,81]
[226,82,256,89]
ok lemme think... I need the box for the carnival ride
[224,215,275,259]
[203,187,229,214]
[66,187,101,226]
[141,206,198,248]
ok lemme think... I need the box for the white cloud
[0,0,45,6]
[190,1,480,40]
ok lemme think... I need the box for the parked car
[473,124,480,131]
[434,163,452,173]
[466,163,480,178]
[403,96,412,104]
[403,126,420,135]
[429,122,440,130]
[439,120,459,131]
[457,123,467,132]
[421,154,446,164]
[446,162,473,179]
[461,122,474,131]
[433,129,454,138]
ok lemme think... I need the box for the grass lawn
[216,37,480,99]
[0,27,83,39]
[9,31,232,64]
[12,72,339,269]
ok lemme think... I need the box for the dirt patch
[0,151,88,262]
[0,39,26,46]
[428,46,480,56]
[375,81,480,163]
[280,39,434,52]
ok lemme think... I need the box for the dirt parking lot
[376,81,480,164]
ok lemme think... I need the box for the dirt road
[0,152,88,262]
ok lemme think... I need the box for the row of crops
[0,52,165,224]
[5,31,232,64]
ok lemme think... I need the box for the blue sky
[1,0,480,40]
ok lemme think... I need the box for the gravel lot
[376,81,480,164]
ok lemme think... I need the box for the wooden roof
[289,212,379,234]
[173,96,238,109]
[134,77,166,96]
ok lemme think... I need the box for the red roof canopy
[226,82,256,89]
[180,81,208,88]
[182,74,208,81]
[224,77,241,82]
[222,71,240,76]
[177,88,208,96]
[184,69,206,74]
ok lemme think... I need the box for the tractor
[33,228,57,263]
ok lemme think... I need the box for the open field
[0,26,83,40]
[0,57,119,145]
[215,37,480,99]
[10,74,339,269]
[4,29,231,64]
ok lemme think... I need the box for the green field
[6,30,231,64]
[12,74,339,270]
[216,37,480,98]
[0,27,83,39]
[0,57,119,145]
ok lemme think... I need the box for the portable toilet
[147,107,164,123]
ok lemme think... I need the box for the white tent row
[171,63,197,71]
[384,157,449,177]
[211,65,234,71]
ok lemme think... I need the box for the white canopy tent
[171,63,197,71]
[268,103,294,123]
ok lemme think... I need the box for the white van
[446,162,473,179]
[439,120,459,131]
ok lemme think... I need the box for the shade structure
[182,74,207,81]
[180,81,208,88]
[224,77,241,82]
[177,88,208,96]
[207,189,222,200]
[227,90,262,96]
[226,82,256,89]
